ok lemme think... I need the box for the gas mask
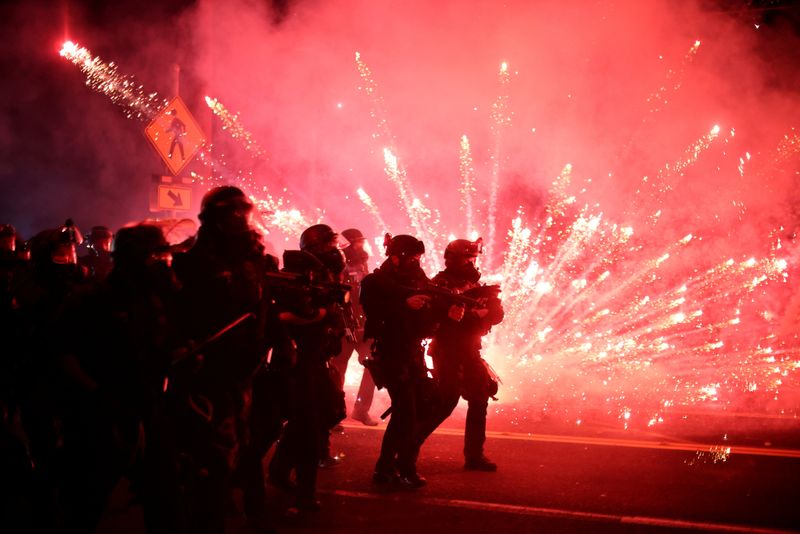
[345,247,369,267]
[398,256,426,282]
[452,261,481,284]
[317,248,346,275]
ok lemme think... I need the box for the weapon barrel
[401,283,481,307]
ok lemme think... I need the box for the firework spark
[483,161,796,428]
[459,134,477,236]
[631,124,723,219]
[486,61,513,270]
[356,187,390,234]
[204,96,266,158]
[645,40,702,116]
[61,41,322,244]
[59,41,167,121]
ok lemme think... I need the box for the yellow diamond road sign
[157,184,192,211]
[145,96,205,176]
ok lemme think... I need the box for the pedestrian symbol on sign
[167,110,186,160]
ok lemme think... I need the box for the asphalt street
[98,402,800,533]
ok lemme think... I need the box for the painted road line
[332,490,797,534]
[340,423,800,458]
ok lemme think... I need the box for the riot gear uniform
[172,186,275,531]
[268,225,348,512]
[420,238,504,471]
[360,234,453,489]
[55,224,180,531]
[332,228,378,426]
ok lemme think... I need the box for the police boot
[397,472,427,490]
[464,455,497,471]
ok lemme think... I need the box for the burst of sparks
[64,38,800,431]
[484,178,796,427]
[354,52,445,270]
[204,96,266,158]
[350,48,800,428]
[382,147,442,271]
[459,135,477,236]
[645,40,702,116]
[486,61,514,270]
[59,41,167,121]
[60,41,330,247]
[354,51,394,145]
[356,187,390,234]
[632,124,723,218]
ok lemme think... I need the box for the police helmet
[341,228,365,246]
[198,186,252,223]
[112,224,170,266]
[384,234,425,258]
[299,224,337,252]
[29,228,76,264]
[89,226,113,240]
[0,224,16,238]
[444,238,482,261]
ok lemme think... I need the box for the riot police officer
[360,234,463,489]
[56,223,179,531]
[172,186,272,532]
[79,225,114,281]
[424,238,504,471]
[268,224,347,512]
[332,228,378,426]
[14,223,87,530]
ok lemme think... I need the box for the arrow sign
[157,184,192,212]
[168,190,183,207]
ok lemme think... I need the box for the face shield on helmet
[300,224,338,252]
[0,224,16,253]
[51,242,77,265]
[88,226,114,253]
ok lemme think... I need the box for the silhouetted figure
[332,228,379,426]
[268,224,348,513]
[0,223,23,403]
[79,225,114,281]
[172,186,271,533]
[0,224,34,532]
[420,238,504,471]
[56,224,179,532]
[235,253,288,530]
[360,234,463,490]
[14,224,87,531]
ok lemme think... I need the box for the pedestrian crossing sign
[145,96,206,176]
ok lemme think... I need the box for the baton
[171,312,256,367]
